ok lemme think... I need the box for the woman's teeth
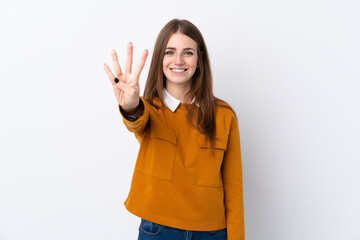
[171,68,187,72]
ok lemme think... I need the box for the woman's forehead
[166,32,197,49]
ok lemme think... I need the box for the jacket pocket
[196,132,228,187]
[135,127,177,181]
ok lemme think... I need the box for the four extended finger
[125,42,133,75]
[133,49,148,78]
[111,49,123,77]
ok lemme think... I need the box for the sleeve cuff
[119,99,144,122]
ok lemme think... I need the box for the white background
[0,0,359,239]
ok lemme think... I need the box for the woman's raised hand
[104,43,148,111]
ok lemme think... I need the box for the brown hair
[143,18,238,150]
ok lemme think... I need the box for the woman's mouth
[170,68,188,73]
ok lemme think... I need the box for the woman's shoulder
[214,97,238,126]
[141,96,165,109]
[214,97,234,113]
[215,97,231,107]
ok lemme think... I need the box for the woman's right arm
[104,43,149,134]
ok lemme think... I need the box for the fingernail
[114,78,119,83]
[129,42,132,45]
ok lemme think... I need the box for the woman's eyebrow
[165,47,196,51]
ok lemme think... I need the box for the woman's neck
[165,81,192,104]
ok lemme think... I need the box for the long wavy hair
[143,19,237,150]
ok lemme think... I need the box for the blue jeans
[138,218,227,240]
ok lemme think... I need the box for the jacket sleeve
[222,116,245,240]
[118,96,150,135]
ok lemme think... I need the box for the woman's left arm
[222,117,245,240]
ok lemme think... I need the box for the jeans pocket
[139,218,167,236]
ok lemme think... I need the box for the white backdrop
[0,0,359,239]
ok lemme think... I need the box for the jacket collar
[163,88,199,112]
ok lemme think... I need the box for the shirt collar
[163,88,199,112]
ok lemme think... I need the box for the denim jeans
[138,218,227,240]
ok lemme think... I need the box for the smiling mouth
[170,68,188,73]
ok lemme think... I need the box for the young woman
[104,19,245,240]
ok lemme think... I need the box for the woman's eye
[184,51,194,55]
[165,51,174,55]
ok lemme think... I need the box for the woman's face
[162,32,198,89]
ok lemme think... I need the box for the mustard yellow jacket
[119,96,245,240]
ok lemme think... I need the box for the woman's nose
[174,54,184,65]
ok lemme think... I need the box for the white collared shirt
[163,88,199,112]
